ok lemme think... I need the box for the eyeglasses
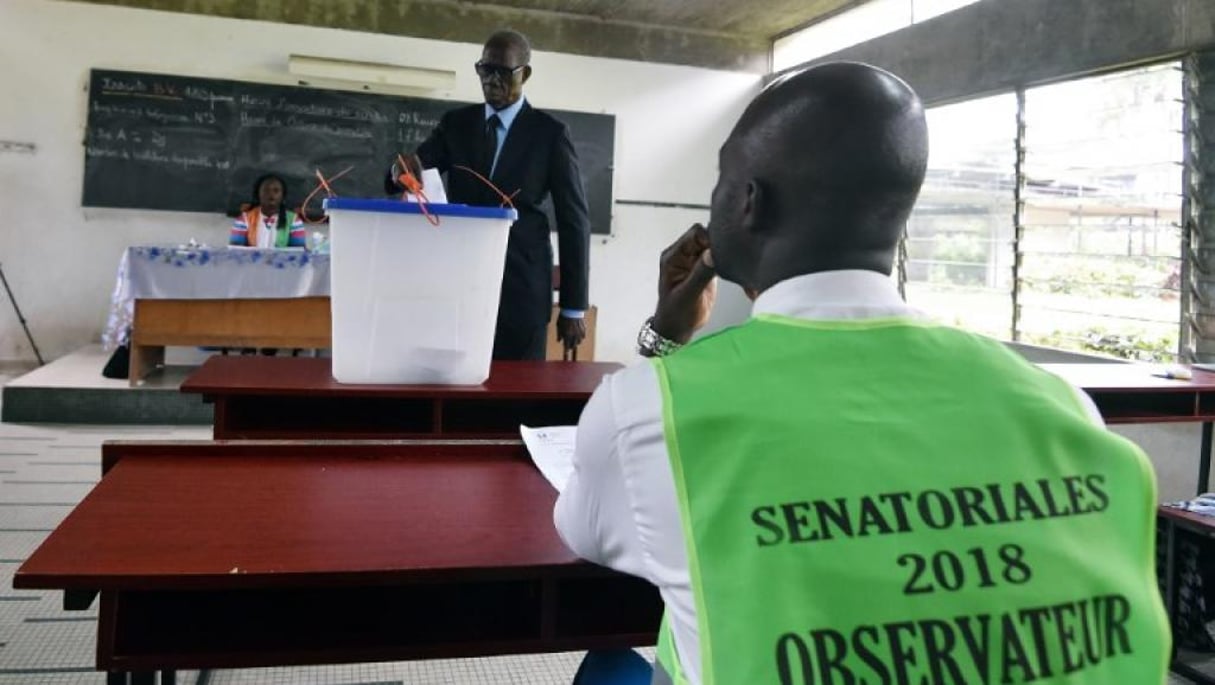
[475,61,526,81]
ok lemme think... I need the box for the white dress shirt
[553,270,1102,684]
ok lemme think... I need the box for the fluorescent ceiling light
[288,54,456,91]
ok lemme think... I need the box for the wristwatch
[637,317,683,358]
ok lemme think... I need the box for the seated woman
[230,173,306,248]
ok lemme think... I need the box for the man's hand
[652,224,717,343]
[392,153,424,190]
[557,315,588,352]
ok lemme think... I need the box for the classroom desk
[13,441,661,685]
[1040,363,1215,495]
[129,297,332,385]
[111,247,600,384]
[131,300,599,385]
[180,357,621,440]
[1157,505,1215,683]
[103,247,332,385]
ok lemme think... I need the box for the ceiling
[72,0,865,72]
[454,0,859,38]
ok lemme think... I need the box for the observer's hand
[652,224,717,344]
[556,315,588,351]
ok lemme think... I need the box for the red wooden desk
[13,441,660,685]
[1039,363,1215,424]
[1157,505,1215,683]
[1040,363,1215,495]
[181,357,621,440]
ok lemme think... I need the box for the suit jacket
[388,101,591,338]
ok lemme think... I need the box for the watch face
[637,319,679,357]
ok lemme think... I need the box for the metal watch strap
[637,317,682,358]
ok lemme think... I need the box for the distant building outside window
[904,62,1184,362]
[904,94,1018,340]
[1017,62,1184,361]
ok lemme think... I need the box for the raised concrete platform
[2,346,212,425]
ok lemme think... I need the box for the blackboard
[82,69,615,234]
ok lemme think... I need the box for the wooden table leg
[127,344,164,386]
[1199,422,1212,496]
[1164,516,1177,621]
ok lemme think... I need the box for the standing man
[389,29,590,360]
[556,62,1168,684]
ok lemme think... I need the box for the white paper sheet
[520,424,576,493]
[404,168,448,204]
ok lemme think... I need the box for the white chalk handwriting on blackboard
[83,68,614,232]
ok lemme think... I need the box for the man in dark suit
[388,29,591,361]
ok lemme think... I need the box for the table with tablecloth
[103,246,332,383]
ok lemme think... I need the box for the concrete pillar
[1187,51,1215,360]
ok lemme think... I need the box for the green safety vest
[652,314,1170,685]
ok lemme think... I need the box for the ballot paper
[520,424,576,493]
[404,168,448,204]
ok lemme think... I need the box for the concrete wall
[782,0,1215,105]
[1004,343,1127,365]
[0,0,759,364]
[1186,52,1215,360]
[1112,424,1204,503]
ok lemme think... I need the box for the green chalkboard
[82,69,615,234]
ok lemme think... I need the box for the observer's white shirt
[553,270,1102,684]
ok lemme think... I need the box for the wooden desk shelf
[181,357,620,440]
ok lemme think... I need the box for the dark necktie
[483,114,501,177]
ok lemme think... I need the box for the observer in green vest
[554,62,1169,685]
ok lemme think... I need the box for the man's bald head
[708,62,928,293]
[484,29,532,65]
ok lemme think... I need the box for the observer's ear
[521,65,533,84]
[740,179,765,235]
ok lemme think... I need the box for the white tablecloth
[103,246,331,350]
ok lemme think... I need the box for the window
[904,94,1018,339]
[1017,63,1185,361]
[901,61,1185,362]
[772,0,982,71]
